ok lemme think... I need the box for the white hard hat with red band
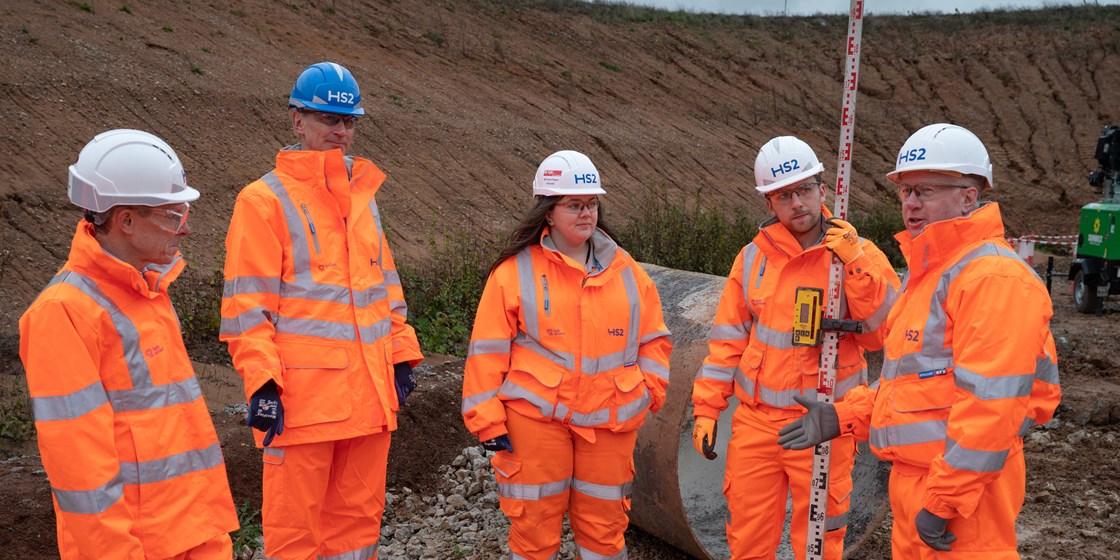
[532,150,606,197]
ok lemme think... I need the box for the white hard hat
[68,129,199,213]
[754,136,825,194]
[887,123,993,190]
[532,150,606,197]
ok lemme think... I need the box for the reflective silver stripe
[220,306,274,336]
[120,441,225,485]
[223,276,281,297]
[263,447,284,459]
[697,364,736,382]
[1035,355,1059,385]
[640,330,671,344]
[352,284,389,309]
[869,420,946,450]
[107,377,203,413]
[383,269,401,287]
[32,380,108,421]
[468,338,512,357]
[614,388,650,424]
[825,510,848,531]
[709,323,749,341]
[740,244,760,324]
[954,365,1034,400]
[461,389,499,414]
[861,283,898,334]
[357,317,393,344]
[620,267,641,367]
[276,317,357,340]
[318,542,379,560]
[572,478,632,500]
[1017,417,1037,437]
[880,352,953,382]
[513,333,576,371]
[734,368,754,398]
[498,382,556,417]
[583,350,629,375]
[835,369,866,399]
[944,437,1009,473]
[50,272,154,390]
[497,478,571,500]
[638,357,669,381]
[515,250,540,340]
[282,281,352,305]
[754,323,795,350]
[511,553,558,560]
[52,472,124,514]
[261,173,314,285]
[570,407,611,426]
[577,547,628,560]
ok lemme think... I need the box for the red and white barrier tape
[1007,234,1078,247]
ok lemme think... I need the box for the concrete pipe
[630,264,891,559]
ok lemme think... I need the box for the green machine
[1070,125,1120,313]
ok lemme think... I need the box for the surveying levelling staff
[19,129,238,559]
[462,150,673,560]
[778,124,1062,559]
[692,136,900,559]
[220,61,423,559]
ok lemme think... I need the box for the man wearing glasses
[692,136,899,558]
[19,129,238,559]
[779,124,1061,559]
[221,62,423,559]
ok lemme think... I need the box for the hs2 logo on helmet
[327,90,356,105]
[573,173,598,184]
[770,159,800,177]
[898,148,927,163]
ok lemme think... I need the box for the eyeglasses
[896,182,969,202]
[769,182,822,204]
[143,203,190,234]
[556,199,600,214]
[300,110,359,129]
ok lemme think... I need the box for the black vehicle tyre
[1073,269,1101,314]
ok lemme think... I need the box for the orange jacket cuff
[692,406,722,420]
[833,399,863,437]
[922,493,961,520]
[477,425,508,442]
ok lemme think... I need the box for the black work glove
[916,508,956,551]
[248,380,284,447]
[777,394,841,450]
[394,362,417,407]
[481,434,513,453]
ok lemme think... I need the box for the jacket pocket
[612,366,650,429]
[278,340,352,427]
[891,371,955,413]
[490,454,525,518]
[499,369,562,415]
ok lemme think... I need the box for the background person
[461,150,673,560]
[19,129,238,559]
[220,61,423,559]
[693,136,899,559]
[779,123,1062,559]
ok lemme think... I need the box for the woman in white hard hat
[461,150,673,560]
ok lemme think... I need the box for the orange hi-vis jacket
[693,206,900,420]
[19,222,237,560]
[835,202,1061,520]
[462,229,673,442]
[221,147,423,447]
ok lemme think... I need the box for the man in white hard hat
[18,129,238,559]
[778,124,1061,559]
[221,62,423,559]
[692,136,900,559]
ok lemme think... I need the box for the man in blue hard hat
[220,61,424,559]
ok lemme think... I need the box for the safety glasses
[300,110,360,129]
[144,203,190,234]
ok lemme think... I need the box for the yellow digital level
[792,286,864,347]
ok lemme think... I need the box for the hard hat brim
[755,162,824,194]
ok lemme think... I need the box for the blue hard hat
[288,62,364,116]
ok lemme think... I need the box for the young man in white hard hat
[19,129,238,559]
[692,136,900,559]
[221,62,423,559]
[778,124,1061,559]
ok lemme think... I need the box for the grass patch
[119,4,133,14]
[68,0,93,12]
[190,64,204,75]
[848,202,906,269]
[617,187,759,276]
[162,25,174,32]
[0,375,33,443]
[169,254,229,364]
[598,61,621,72]
[398,231,499,357]
[423,30,446,46]
[230,500,263,554]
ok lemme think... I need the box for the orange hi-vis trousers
[889,444,1026,560]
[724,403,855,560]
[492,408,638,560]
[261,432,391,560]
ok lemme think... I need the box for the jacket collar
[67,220,184,298]
[276,146,378,191]
[539,227,621,279]
[895,201,1005,281]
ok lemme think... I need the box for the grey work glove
[915,508,956,551]
[776,394,840,450]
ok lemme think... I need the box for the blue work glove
[248,380,284,447]
[394,362,417,407]
[915,508,956,551]
[481,435,513,453]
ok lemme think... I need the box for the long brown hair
[488,196,616,275]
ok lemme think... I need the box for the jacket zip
[541,275,551,316]
[300,203,321,254]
